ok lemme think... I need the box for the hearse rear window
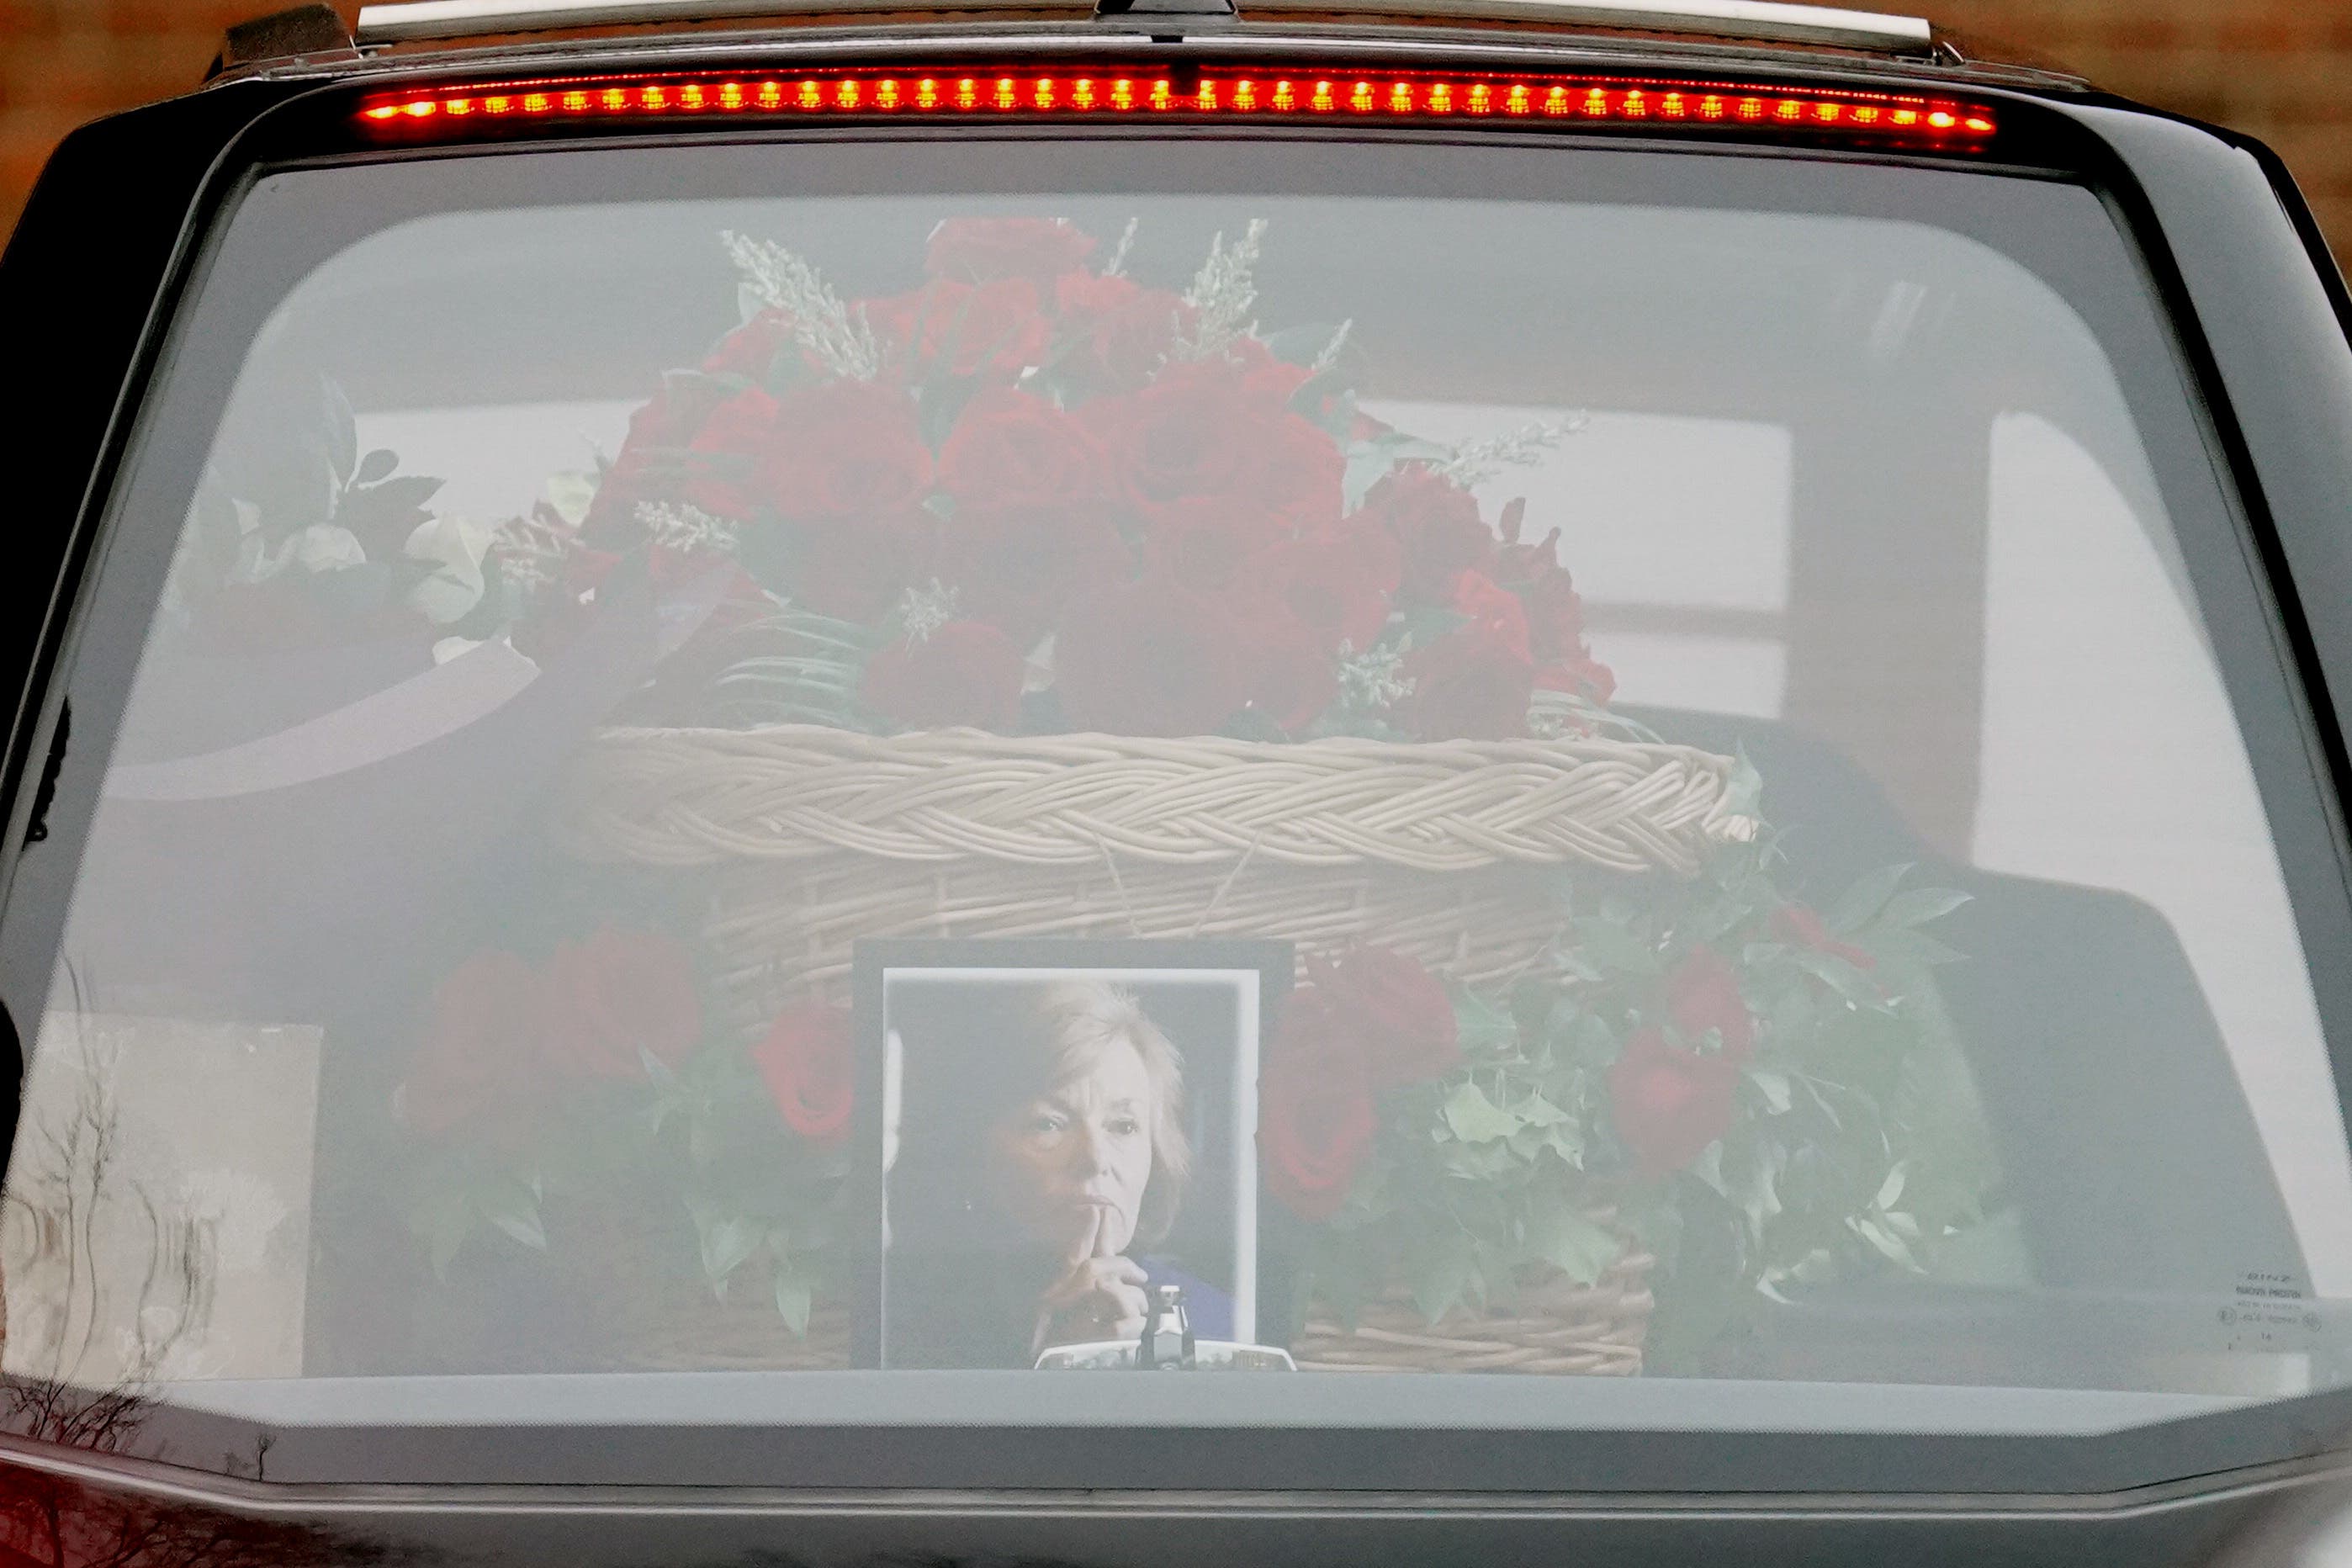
[2,138,2345,1477]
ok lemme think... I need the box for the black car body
[4,2,2352,1563]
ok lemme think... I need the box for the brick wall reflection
[1,0,2349,257]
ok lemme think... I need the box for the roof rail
[353,0,1932,50]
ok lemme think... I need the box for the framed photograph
[851,939,1292,1369]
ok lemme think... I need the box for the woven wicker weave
[554,724,1756,1018]
[1293,1248,1656,1375]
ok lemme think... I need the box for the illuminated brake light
[355,70,1999,146]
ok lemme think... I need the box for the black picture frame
[849,937,1295,1369]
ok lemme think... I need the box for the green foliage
[1296,846,1996,1366]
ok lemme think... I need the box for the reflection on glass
[2,164,2344,1471]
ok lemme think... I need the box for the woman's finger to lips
[1062,1207,1101,1269]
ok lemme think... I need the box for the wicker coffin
[550,722,1752,1373]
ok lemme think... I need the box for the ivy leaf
[472,1173,546,1251]
[1527,1184,1622,1286]
[1829,862,1914,935]
[1441,1080,1522,1144]
[1723,746,1764,820]
[1849,1213,1922,1270]
[1454,988,1519,1058]
[697,1213,761,1293]
[349,474,446,512]
[1516,1091,1572,1127]
[1412,1246,1477,1325]
[1876,887,1972,930]
[1571,918,1663,978]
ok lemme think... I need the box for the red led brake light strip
[358,71,1997,140]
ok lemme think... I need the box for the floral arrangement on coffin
[1262,862,1991,1367]
[396,924,852,1343]
[381,215,1993,1368]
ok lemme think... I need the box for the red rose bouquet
[506,215,1617,747]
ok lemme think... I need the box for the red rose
[752,1004,855,1143]
[400,952,548,1149]
[1771,904,1878,972]
[1055,574,1252,737]
[587,389,718,543]
[867,278,1052,380]
[1054,272,1191,392]
[1258,987,1379,1221]
[1494,528,1581,662]
[860,620,1026,731]
[1609,1027,1739,1179]
[1664,946,1755,1062]
[1396,619,1534,741]
[927,217,1097,286]
[1306,946,1460,1090]
[760,382,934,522]
[543,927,703,1081]
[937,501,1129,646]
[1258,522,1400,653]
[1229,590,1338,734]
[1360,469,1495,603]
[1144,497,1272,597]
[683,387,780,520]
[1449,569,1533,663]
[793,505,937,623]
[939,388,1113,511]
[1083,360,1343,540]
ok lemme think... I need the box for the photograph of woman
[876,953,1272,1369]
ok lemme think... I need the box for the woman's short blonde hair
[1025,981,1192,1247]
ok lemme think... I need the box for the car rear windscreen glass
[3,137,2347,1472]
